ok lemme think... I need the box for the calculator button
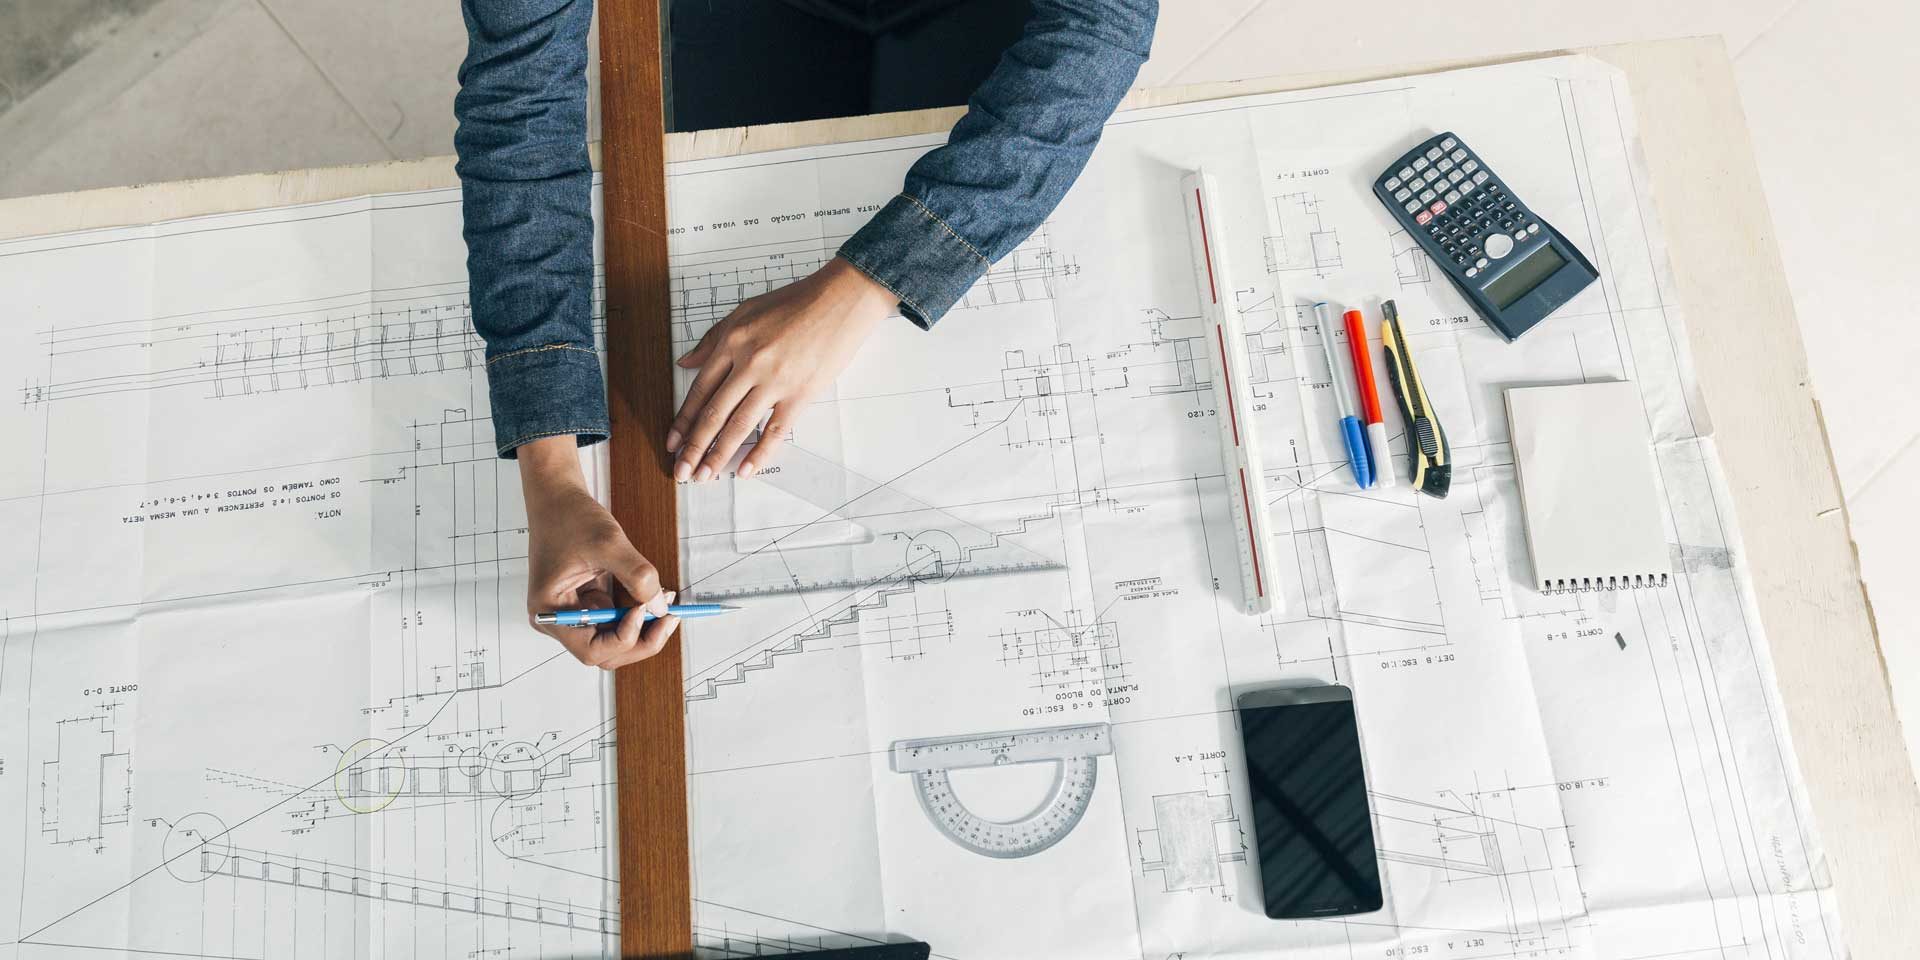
[1385,176,1402,191]
[1501,219,1514,230]
[1437,159,1455,174]
[1415,210,1433,225]
[1450,148,1467,162]
[1462,159,1479,174]
[1475,256,1489,269]
[1472,170,1490,184]
[1425,146,1443,161]
[1404,200,1422,214]
[1459,180,1477,195]
[1453,253,1468,265]
[1465,267,1478,278]
[1513,231,1527,242]
[1395,188,1413,202]
[1413,157,1430,172]
[1445,190,1461,204]
[1527,223,1541,235]
[1397,166,1416,181]
[1485,233,1514,259]
[1430,201,1448,216]
[1418,189,1436,203]
[1448,171,1465,185]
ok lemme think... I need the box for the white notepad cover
[1506,381,1671,593]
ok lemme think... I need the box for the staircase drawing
[685,575,923,703]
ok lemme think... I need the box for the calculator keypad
[1377,133,1545,279]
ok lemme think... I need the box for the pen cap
[1341,416,1373,489]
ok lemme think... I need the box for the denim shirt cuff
[484,343,611,458]
[836,193,990,329]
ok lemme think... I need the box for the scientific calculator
[1373,132,1597,340]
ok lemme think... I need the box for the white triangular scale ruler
[1181,170,1278,615]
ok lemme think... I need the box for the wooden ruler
[596,1,693,957]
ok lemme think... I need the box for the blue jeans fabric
[455,0,1157,457]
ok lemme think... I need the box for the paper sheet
[0,56,1843,959]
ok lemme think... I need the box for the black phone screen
[1239,691,1382,918]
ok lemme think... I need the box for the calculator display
[1485,244,1568,309]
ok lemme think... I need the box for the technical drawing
[687,432,1068,603]
[1369,784,1585,955]
[1265,191,1343,277]
[19,281,607,405]
[1388,225,1433,287]
[685,578,920,702]
[1136,766,1246,895]
[994,609,1125,693]
[0,58,1850,960]
[1127,307,1292,400]
[39,700,132,850]
[204,845,617,933]
[890,724,1111,859]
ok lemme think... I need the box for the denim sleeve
[454,0,606,458]
[836,0,1157,327]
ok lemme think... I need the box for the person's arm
[837,0,1157,327]
[456,0,676,667]
[667,0,1158,481]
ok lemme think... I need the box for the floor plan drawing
[0,56,1842,960]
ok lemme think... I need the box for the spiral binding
[1539,572,1669,595]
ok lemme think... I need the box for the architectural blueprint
[0,56,1842,959]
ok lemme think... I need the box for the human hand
[517,436,679,669]
[667,256,895,481]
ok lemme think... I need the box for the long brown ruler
[596,1,693,957]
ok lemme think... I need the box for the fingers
[699,389,769,481]
[668,353,732,459]
[674,375,753,483]
[598,615,681,671]
[609,554,667,617]
[678,320,725,370]
[739,403,796,477]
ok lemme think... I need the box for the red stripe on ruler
[1194,188,1218,304]
[1238,468,1265,599]
[1215,326,1241,448]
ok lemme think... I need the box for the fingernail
[648,591,670,616]
[674,461,692,482]
[666,429,682,451]
[738,460,755,477]
[694,465,712,482]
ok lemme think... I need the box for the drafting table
[1,37,1913,957]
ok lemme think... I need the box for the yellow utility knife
[1380,300,1451,498]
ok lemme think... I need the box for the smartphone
[1236,684,1382,919]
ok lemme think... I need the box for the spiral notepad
[1506,381,1670,594]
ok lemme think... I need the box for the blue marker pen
[1314,302,1374,488]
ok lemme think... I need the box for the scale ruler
[1182,171,1278,615]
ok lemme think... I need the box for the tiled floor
[2,0,1916,775]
